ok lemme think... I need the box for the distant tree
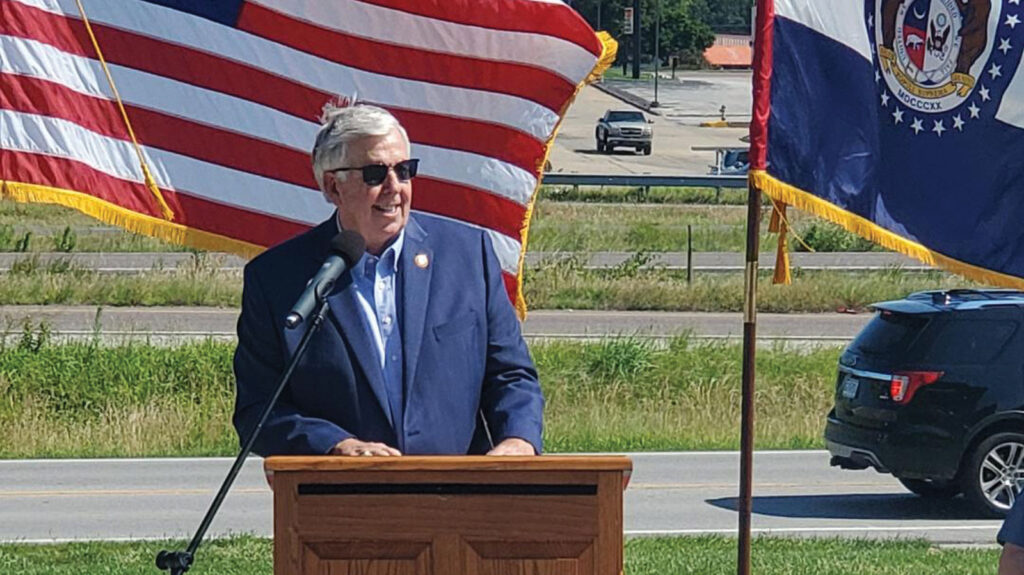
[690,0,754,34]
[646,1,715,66]
[571,0,752,36]
[568,0,714,67]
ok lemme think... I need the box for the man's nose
[380,167,401,191]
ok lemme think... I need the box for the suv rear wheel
[898,477,961,499]
[961,432,1024,517]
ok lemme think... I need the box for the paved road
[603,71,754,125]
[0,452,1002,544]
[0,306,871,344]
[0,251,931,273]
[548,84,747,175]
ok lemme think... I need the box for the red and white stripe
[0,0,605,298]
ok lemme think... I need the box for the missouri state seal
[876,0,998,114]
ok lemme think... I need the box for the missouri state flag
[751,0,1024,286]
[0,0,615,313]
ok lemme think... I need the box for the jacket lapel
[401,216,432,406]
[325,278,393,428]
[291,214,393,427]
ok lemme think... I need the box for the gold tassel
[751,169,1024,292]
[75,0,175,221]
[771,202,792,284]
[768,202,783,233]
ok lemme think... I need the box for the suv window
[848,311,929,356]
[922,319,1017,363]
[723,150,749,167]
[607,111,645,123]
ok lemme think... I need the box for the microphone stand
[156,298,332,574]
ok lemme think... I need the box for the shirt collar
[334,213,405,274]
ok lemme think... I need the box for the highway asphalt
[0,306,872,344]
[0,452,1003,545]
[0,251,930,273]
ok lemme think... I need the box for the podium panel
[265,456,631,575]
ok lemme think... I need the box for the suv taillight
[890,371,943,404]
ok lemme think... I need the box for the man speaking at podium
[232,103,544,458]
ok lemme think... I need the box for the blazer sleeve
[233,264,354,456]
[477,232,545,453]
[1000,498,1024,546]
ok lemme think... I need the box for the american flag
[0,0,614,310]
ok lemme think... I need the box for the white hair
[311,103,411,196]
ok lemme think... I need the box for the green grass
[624,537,999,574]
[0,338,843,458]
[0,197,877,254]
[0,199,106,228]
[0,536,267,575]
[599,67,658,81]
[0,536,999,574]
[529,202,878,252]
[0,254,240,306]
[529,202,749,251]
[0,261,964,311]
[537,184,747,204]
[0,200,177,252]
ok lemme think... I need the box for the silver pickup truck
[595,110,653,155]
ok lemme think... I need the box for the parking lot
[548,72,751,175]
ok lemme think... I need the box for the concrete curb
[592,81,662,116]
[699,120,750,128]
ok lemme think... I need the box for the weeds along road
[0,452,1003,545]
[0,251,918,345]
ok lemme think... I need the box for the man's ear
[322,172,341,203]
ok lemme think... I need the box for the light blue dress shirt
[351,232,404,368]
[340,219,406,442]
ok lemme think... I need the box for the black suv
[825,289,1024,517]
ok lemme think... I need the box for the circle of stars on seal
[867,0,1021,138]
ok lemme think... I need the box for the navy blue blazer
[1000,497,1024,546]
[232,213,544,456]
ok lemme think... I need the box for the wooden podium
[264,456,632,575]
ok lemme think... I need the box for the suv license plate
[841,376,860,399]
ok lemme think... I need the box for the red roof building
[704,34,752,68]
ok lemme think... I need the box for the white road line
[626,525,1003,536]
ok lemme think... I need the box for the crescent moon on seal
[913,6,927,19]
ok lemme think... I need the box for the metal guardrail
[539,173,747,188]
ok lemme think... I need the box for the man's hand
[1000,543,1024,575]
[486,437,536,456]
[331,438,402,457]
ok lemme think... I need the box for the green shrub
[797,222,877,252]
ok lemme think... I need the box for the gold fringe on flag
[0,181,262,256]
[751,169,1024,291]
[767,200,791,284]
[586,32,619,84]
[515,31,619,320]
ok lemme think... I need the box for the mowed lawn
[0,536,999,575]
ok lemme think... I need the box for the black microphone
[285,230,365,328]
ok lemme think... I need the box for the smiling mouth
[373,204,400,216]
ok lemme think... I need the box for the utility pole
[631,0,640,79]
[653,0,660,106]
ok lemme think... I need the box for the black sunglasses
[329,159,419,186]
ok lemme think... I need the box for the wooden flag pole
[737,181,761,575]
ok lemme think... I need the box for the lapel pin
[414,253,429,269]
